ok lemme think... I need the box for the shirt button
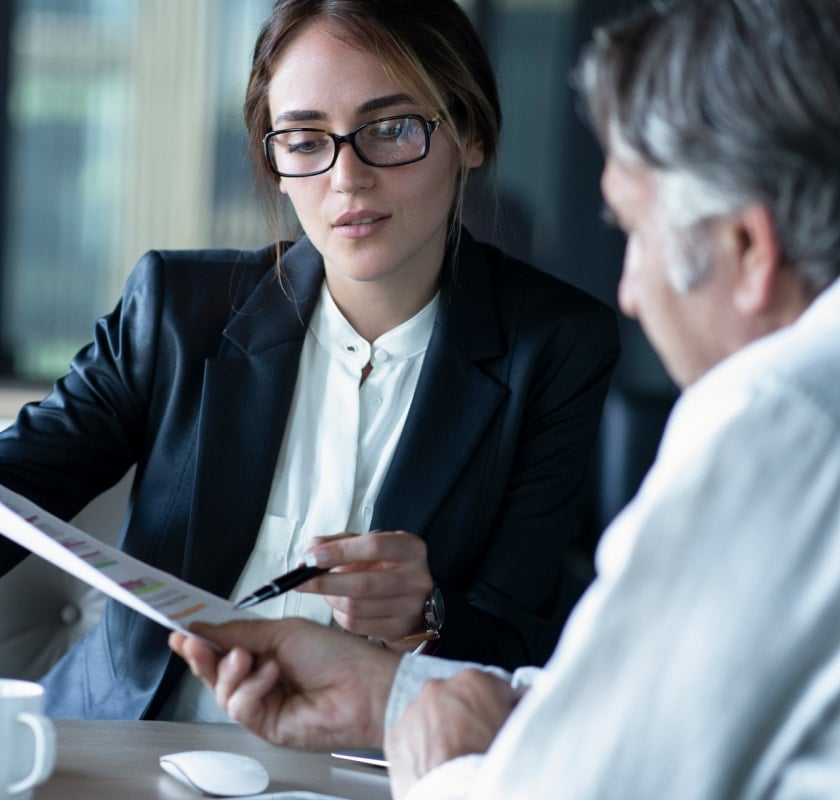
[372,349,390,363]
[371,396,383,407]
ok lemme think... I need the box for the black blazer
[0,230,618,719]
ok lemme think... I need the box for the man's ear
[731,204,780,316]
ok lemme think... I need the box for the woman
[0,0,618,720]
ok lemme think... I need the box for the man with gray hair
[170,1,840,797]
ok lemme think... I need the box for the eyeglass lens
[266,115,431,177]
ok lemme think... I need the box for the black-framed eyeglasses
[263,114,441,177]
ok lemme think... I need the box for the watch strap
[392,586,444,644]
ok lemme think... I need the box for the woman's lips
[333,212,389,238]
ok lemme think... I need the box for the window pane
[2,0,273,381]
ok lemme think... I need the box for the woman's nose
[330,142,375,193]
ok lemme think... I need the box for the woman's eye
[287,137,328,155]
[372,123,403,139]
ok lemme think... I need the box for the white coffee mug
[0,679,56,800]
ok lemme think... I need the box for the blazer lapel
[183,239,324,596]
[183,232,509,591]
[372,233,507,536]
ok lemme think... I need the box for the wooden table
[34,720,391,799]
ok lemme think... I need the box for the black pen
[234,564,328,610]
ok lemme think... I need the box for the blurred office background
[0,0,676,544]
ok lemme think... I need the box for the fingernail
[304,549,329,567]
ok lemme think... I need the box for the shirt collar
[309,282,439,367]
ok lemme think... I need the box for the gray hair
[577,0,840,297]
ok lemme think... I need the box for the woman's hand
[298,530,434,646]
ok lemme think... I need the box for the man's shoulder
[717,289,840,427]
[666,297,840,470]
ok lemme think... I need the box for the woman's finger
[305,530,427,568]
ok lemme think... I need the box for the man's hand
[384,668,520,799]
[168,617,401,750]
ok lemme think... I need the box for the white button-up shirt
[160,282,438,721]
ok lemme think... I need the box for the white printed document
[0,484,255,645]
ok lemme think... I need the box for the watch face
[428,586,445,631]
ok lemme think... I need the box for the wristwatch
[395,585,445,644]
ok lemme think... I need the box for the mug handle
[8,712,56,795]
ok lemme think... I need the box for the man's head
[577,0,840,387]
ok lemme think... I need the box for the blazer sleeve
[0,247,269,578]
[0,254,166,575]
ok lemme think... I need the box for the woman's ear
[278,177,288,196]
[731,204,780,316]
[466,139,485,170]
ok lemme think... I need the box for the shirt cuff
[384,654,517,732]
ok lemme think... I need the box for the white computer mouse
[159,749,270,796]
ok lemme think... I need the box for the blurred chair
[0,470,133,680]
[595,385,676,529]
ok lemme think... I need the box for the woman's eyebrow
[273,109,326,126]
[272,93,418,128]
[357,93,417,114]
